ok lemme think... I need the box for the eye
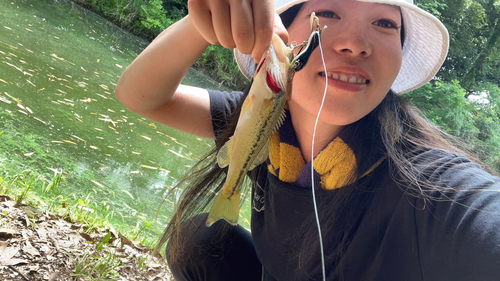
[314,10,339,19]
[373,19,398,29]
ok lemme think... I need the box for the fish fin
[249,141,269,171]
[206,190,240,227]
[273,108,287,132]
[217,138,233,168]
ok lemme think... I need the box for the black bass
[206,33,295,226]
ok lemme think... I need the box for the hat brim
[364,0,449,93]
[234,0,449,95]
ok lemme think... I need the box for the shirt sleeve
[208,89,245,140]
[413,150,500,280]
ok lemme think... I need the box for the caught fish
[206,33,293,226]
[206,13,324,227]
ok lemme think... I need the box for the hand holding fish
[187,0,288,62]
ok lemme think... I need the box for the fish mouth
[319,72,370,85]
[258,56,285,93]
[265,40,288,93]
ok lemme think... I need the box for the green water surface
[0,0,251,240]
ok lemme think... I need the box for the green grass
[70,251,122,281]
[0,165,159,278]
[0,162,157,248]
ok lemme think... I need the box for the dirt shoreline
[0,195,173,280]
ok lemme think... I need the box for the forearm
[115,16,210,114]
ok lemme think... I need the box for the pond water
[0,0,251,240]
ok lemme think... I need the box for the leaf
[121,190,134,200]
[0,246,28,266]
[0,228,17,239]
[23,241,40,256]
[0,257,28,266]
[101,232,112,244]
[62,139,77,145]
[91,180,104,188]
[0,241,9,252]
[79,232,93,242]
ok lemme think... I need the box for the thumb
[273,12,289,44]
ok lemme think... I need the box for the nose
[327,22,372,57]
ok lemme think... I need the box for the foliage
[41,169,64,198]
[0,166,161,246]
[14,171,36,207]
[417,0,500,94]
[137,0,171,39]
[73,0,245,86]
[410,0,500,172]
[407,80,500,171]
[70,193,115,233]
[71,251,122,281]
[195,45,248,88]
[161,0,187,21]
[73,0,175,41]
[407,80,478,140]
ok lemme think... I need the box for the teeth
[323,72,367,84]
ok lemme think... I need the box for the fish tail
[206,191,240,227]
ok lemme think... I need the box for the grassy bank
[72,0,247,88]
[0,137,159,250]
[0,166,172,280]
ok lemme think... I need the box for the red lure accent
[266,71,282,93]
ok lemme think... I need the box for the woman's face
[287,0,403,127]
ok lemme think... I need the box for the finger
[230,0,255,54]
[211,0,237,49]
[273,12,289,44]
[188,0,219,45]
[251,0,275,62]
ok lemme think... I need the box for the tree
[161,0,187,22]
[410,0,500,172]
[407,81,500,171]
[416,0,500,95]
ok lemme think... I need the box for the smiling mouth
[319,72,370,84]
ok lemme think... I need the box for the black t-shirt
[208,89,500,280]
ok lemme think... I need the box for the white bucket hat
[234,0,449,94]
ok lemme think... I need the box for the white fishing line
[311,30,328,281]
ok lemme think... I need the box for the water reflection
[0,0,239,238]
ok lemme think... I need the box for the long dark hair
[153,84,250,260]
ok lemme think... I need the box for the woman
[115,0,500,280]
